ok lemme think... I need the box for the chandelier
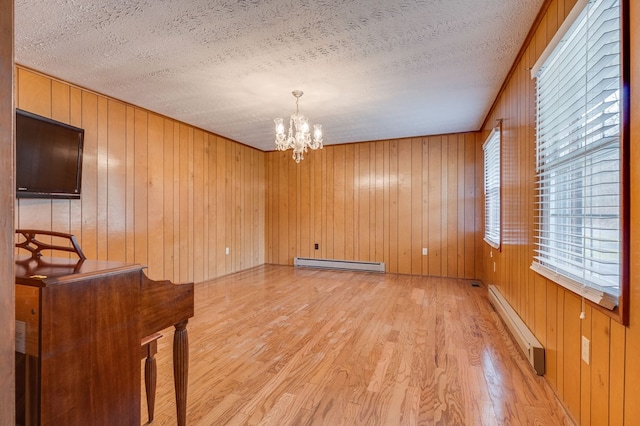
[274,90,323,163]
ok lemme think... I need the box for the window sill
[530,262,626,325]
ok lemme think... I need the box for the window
[531,0,624,310]
[483,127,501,249]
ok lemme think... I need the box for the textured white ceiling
[15,0,544,151]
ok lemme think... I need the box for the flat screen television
[16,109,84,199]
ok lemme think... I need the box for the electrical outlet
[314,243,319,250]
[581,336,590,364]
[225,247,230,255]
[422,248,428,256]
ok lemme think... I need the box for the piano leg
[173,320,189,426]
[144,337,159,423]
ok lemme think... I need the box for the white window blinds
[483,128,501,248]
[531,0,621,309]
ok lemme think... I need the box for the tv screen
[16,109,84,199]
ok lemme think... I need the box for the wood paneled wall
[265,135,481,279]
[479,0,638,424]
[14,67,265,283]
[0,0,15,424]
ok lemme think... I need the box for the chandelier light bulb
[274,90,323,163]
[300,117,309,133]
[274,118,284,136]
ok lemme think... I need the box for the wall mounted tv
[16,109,84,199]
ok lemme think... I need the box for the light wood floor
[142,265,572,425]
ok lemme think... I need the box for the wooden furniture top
[14,229,142,288]
[14,253,195,336]
[14,225,194,332]
[14,254,142,288]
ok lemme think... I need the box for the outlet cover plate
[581,336,590,364]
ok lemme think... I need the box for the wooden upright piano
[14,230,194,426]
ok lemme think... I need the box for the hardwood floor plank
[338,402,361,426]
[367,342,395,392]
[256,392,296,426]
[400,386,420,426]
[195,393,242,426]
[142,265,573,425]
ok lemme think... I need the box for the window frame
[530,0,629,324]
[483,126,501,250]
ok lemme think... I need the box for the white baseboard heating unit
[294,257,385,273]
[488,285,545,376]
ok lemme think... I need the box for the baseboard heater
[488,285,545,376]
[294,257,385,273]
